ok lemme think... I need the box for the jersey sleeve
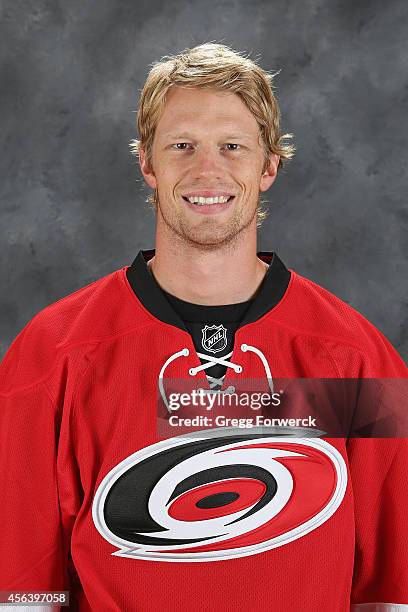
[348,437,408,611]
[0,383,66,610]
[0,319,80,611]
[346,320,408,610]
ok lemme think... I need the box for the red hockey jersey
[1,250,407,611]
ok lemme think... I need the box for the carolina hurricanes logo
[92,429,347,562]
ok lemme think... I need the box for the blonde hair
[129,42,295,224]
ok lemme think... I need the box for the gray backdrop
[1,0,407,361]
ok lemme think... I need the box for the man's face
[139,86,279,250]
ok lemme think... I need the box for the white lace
[158,343,274,413]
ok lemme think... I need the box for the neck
[148,220,268,305]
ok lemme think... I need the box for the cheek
[240,170,263,192]
[156,169,177,187]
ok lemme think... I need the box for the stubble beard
[157,194,259,253]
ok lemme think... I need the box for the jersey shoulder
[272,270,406,375]
[282,271,379,341]
[0,267,147,392]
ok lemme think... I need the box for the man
[1,43,407,611]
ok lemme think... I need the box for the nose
[191,144,226,180]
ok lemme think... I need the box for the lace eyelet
[189,368,195,376]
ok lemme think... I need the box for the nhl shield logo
[201,324,227,353]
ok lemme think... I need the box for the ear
[139,148,157,191]
[259,153,280,192]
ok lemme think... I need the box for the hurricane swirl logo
[92,429,347,562]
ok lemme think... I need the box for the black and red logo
[92,429,347,562]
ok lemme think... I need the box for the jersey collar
[125,249,291,332]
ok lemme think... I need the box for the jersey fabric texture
[0,249,407,612]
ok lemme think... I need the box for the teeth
[186,195,231,205]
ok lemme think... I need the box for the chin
[180,226,247,251]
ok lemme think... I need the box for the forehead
[155,86,260,137]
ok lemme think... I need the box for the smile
[181,194,236,215]
[182,195,235,206]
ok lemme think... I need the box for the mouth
[182,195,235,205]
[181,194,235,215]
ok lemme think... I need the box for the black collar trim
[125,249,291,332]
[162,289,254,323]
